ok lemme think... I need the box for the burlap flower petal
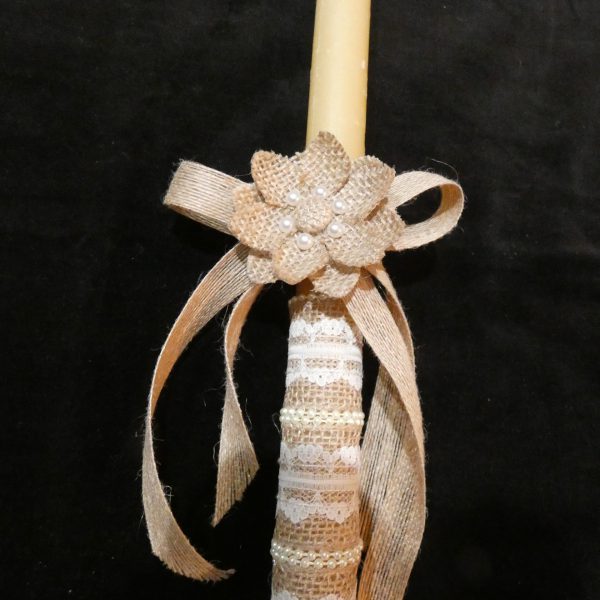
[367,207,406,250]
[229,201,294,253]
[251,151,301,207]
[294,132,351,195]
[330,156,395,223]
[273,236,328,285]
[232,184,260,211]
[325,211,400,267]
[311,263,361,298]
[247,250,276,284]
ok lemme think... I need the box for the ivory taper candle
[270,3,371,599]
[306,0,371,158]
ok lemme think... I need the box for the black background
[2,1,599,598]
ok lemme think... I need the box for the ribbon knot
[142,132,464,596]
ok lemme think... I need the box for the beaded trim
[272,593,345,600]
[280,407,365,427]
[270,540,363,569]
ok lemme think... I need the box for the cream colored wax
[306,0,371,159]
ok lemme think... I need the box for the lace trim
[286,316,363,390]
[289,316,358,344]
[279,442,361,471]
[278,470,360,491]
[277,488,359,524]
[286,366,362,389]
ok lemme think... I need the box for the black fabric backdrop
[2,1,599,598]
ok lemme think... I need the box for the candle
[270,3,373,599]
[143,1,464,597]
[306,0,371,158]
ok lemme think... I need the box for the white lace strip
[278,470,360,491]
[286,316,363,390]
[285,366,362,389]
[289,316,359,344]
[279,442,361,471]
[288,341,362,361]
[277,488,359,524]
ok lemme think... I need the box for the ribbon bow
[142,132,464,597]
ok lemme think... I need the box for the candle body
[271,295,363,600]
[306,0,371,159]
[272,3,372,598]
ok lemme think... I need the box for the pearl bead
[327,559,336,569]
[314,558,323,568]
[295,232,314,250]
[313,185,327,199]
[332,198,348,214]
[278,215,295,234]
[286,189,300,205]
[326,220,345,238]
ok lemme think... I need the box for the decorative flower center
[295,194,334,234]
[287,185,349,249]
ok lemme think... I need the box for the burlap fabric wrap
[142,132,464,598]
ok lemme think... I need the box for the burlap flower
[229,132,404,297]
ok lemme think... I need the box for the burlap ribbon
[142,139,464,597]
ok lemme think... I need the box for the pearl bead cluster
[270,540,363,569]
[280,408,365,427]
[279,186,349,251]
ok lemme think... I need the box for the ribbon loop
[163,161,240,235]
[388,170,464,251]
[142,244,252,581]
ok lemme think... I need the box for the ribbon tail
[142,244,251,581]
[367,263,415,367]
[345,274,426,600]
[213,285,262,526]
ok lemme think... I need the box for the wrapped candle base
[271,294,363,600]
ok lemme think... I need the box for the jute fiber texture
[142,132,464,598]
